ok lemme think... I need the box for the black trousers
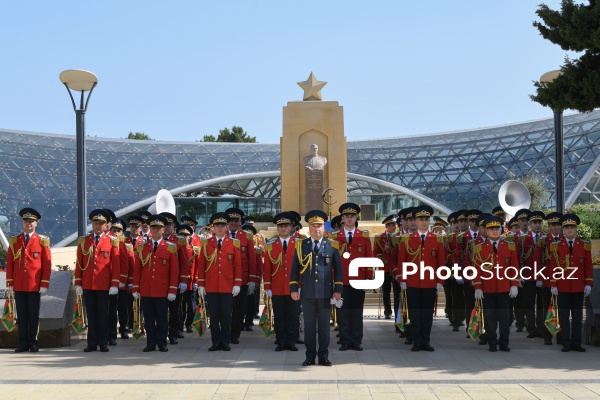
[109,290,129,340]
[244,287,258,327]
[83,289,109,348]
[167,290,182,338]
[482,292,510,348]
[14,291,41,349]
[541,287,562,343]
[231,284,248,340]
[406,287,436,346]
[181,290,195,329]
[382,273,399,317]
[444,279,453,322]
[447,279,465,328]
[523,281,544,334]
[463,284,475,332]
[558,291,584,349]
[272,295,300,346]
[141,297,168,349]
[127,292,135,330]
[301,297,331,359]
[338,285,365,346]
[513,285,526,329]
[206,292,233,346]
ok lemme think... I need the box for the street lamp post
[59,70,98,238]
[540,70,565,214]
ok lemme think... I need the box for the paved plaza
[1,308,599,399]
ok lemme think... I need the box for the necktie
[421,234,425,246]
[218,239,222,250]
[231,231,236,239]
[348,231,353,245]
[189,236,192,245]
[95,235,100,245]
[153,241,158,253]
[534,233,538,245]
[493,241,498,254]
[569,240,573,255]
[283,239,288,253]
[473,232,478,240]
[132,237,136,246]
[313,241,319,254]
[25,233,30,246]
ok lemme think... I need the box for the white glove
[474,289,483,300]
[179,282,187,293]
[584,285,592,297]
[248,282,256,295]
[509,286,518,298]
[193,283,198,290]
[551,287,558,296]
[536,281,543,288]
[132,292,141,299]
[400,282,407,291]
[39,287,47,294]
[266,289,272,297]
[335,298,344,308]
[330,297,337,305]
[109,286,119,295]
[394,275,400,282]
[167,293,176,301]
[436,283,442,295]
[198,286,206,298]
[75,285,83,296]
[456,278,464,284]
[128,283,133,288]
[298,288,301,296]
[232,286,241,296]
[119,282,125,289]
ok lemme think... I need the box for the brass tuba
[498,180,531,218]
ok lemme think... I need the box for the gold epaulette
[193,246,201,256]
[296,240,304,249]
[401,234,409,244]
[78,236,86,246]
[266,237,278,245]
[374,233,382,240]
[436,235,445,244]
[167,243,177,253]
[232,238,240,248]
[361,229,370,238]
[110,238,119,247]
[457,232,465,237]
[125,243,133,252]
[201,237,208,246]
[508,242,516,251]
[118,235,125,243]
[9,236,18,246]
[37,235,50,247]
[505,235,515,243]
[331,239,339,250]
[178,237,187,246]
[536,238,545,248]
[256,247,262,254]
[584,241,592,251]
[246,232,253,241]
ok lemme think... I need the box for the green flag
[2,298,16,332]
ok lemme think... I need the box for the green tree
[531,1,600,111]
[201,135,216,142]
[127,132,153,140]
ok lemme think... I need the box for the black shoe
[571,345,586,352]
[125,328,132,333]
[466,334,470,339]
[244,326,253,332]
[385,314,392,320]
[337,340,341,344]
[108,339,117,346]
[526,333,537,339]
[499,346,510,352]
[186,326,193,333]
[29,344,39,353]
[121,332,129,339]
[295,339,304,344]
[143,346,156,352]
[479,340,488,346]
[561,346,570,352]
[287,344,299,351]
[231,338,240,344]
[420,344,434,352]
[334,326,340,331]
[516,327,523,332]
[405,340,413,345]
[302,358,315,366]
[208,344,221,351]
[410,344,420,352]
[460,322,465,326]
[254,314,260,319]
[544,340,553,345]
[351,344,363,351]
[336,333,340,337]
[452,326,459,332]
[319,358,333,366]
[399,331,406,338]
[339,345,351,351]
[178,332,185,339]
[169,338,178,345]
[221,345,231,351]
[275,344,286,352]
[158,346,168,352]
[489,346,497,352]
[15,346,29,353]
[83,346,97,353]
[99,345,109,352]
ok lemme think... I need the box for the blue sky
[1,1,571,144]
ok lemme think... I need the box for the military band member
[330,215,342,233]
[176,224,199,334]
[397,205,445,352]
[181,215,201,247]
[473,216,520,352]
[458,209,478,336]
[6,208,51,353]
[75,209,120,353]
[374,214,399,320]
[396,208,410,235]
[241,222,262,331]
[516,208,531,235]
[197,212,242,351]
[139,210,152,241]
[132,215,179,352]
[521,211,546,339]
[225,208,258,344]
[512,208,531,332]
[263,212,300,351]
[539,212,563,345]
[508,217,520,235]
[549,214,593,352]
[442,212,465,332]
[291,210,343,367]
[336,203,372,351]
[125,215,144,333]
[108,218,133,343]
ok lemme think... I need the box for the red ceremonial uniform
[133,239,179,297]
[537,234,563,287]
[548,237,593,293]
[75,233,120,290]
[177,236,199,288]
[197,236,242,293]
[397,231,445,288]
[124,243,135,287]
[443,232,463,269]
[373,232,395,274]
[125,235,143,250]
[116,236,131,288]
[6,233,52,292]
[227,229,258,285]
[472,239,520,293]
[520,232,544,280]
[263,237,296,295]
[336,229,373,284]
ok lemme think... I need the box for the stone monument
[281,72,347,215]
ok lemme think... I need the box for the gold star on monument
[297,72,327,101]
